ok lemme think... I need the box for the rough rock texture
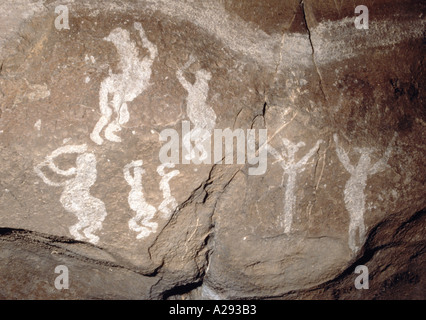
[0,0,425,299]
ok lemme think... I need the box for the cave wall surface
[0,0,424,299]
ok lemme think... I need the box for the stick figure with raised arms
[334,133,397,252]
[267,138,323,233]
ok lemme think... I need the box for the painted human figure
[90,22,158,145]
[34,144,107,244]
[176,55,216,161]
[267,139,323,233]
[157,163,180,219]
[123,160,158,239]
[124,161,180,239]
[334,133,397,252]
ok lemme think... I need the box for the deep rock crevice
[299,0,327,102]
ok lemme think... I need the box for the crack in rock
[300,0,328,102]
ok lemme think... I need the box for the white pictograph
[334,133,397,252]
[176,55,216,161]
[124,160,158,239]
[90,22,158,145]
[124,161,180,239]
[34,144,107,244]
[267,139,323,233]
[157,163,180,219]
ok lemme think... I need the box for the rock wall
[0,0,424,299]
